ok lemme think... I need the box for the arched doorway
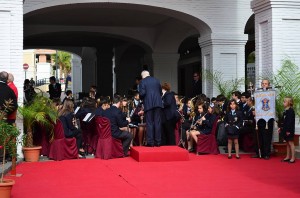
[178,35,201,97]
[23,2,212,96]
[245,14,255,86]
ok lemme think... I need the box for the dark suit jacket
[282,108,295,134]
[0,82,18,115]
[191,80,202,97]
[224,110,243,135]
[162,91,177,121]
[59,112,77,137]
[49,83,62,99]
[139,76,163,112]
[102,105,129,138]
[94,107,104,117]
[197,113,217,135]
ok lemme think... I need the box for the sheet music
[74,107,80,114]
[83,113,95,122]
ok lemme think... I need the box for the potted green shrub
[271,58,300,155]
[18,95,58,162]
[203,69,245,99]
[0,100,20,198]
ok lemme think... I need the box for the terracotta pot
[22,146,42,162]
[0,179,15,198]
[272,142,287,156]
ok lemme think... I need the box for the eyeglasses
[193,76,198,77]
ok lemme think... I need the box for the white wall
[0,0,23,157]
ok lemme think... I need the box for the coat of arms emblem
[261,98,270,111]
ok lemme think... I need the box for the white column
[71,54,82,98]
[152,53,180,93]
[81,47,97,92]
[251,0,300,87]
[252,0,300,138]
[199,34,248,98]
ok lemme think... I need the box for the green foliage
[18,95,58,147]
[51,51,72,78]
[0,100,20,183]
[203,69,245,99]
[272,58,300,120]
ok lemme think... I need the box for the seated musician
[186,102,217,152]
[76,97,97,121]
[102,95,133,156]
[180,98,195,142]
[95,96,110,116]
[58,99,85,158]
[128,92,143,145]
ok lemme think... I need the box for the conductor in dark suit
[139,70,163,146]
[49,76,62,100]
[102,95,133,156]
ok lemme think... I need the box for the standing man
[48,76,62,100]
[0,71,18,119]
[7,73,18,125]
[102,95,132,156]
[139,70,163,147]
[252,79,274,160]
[191,72,202,97]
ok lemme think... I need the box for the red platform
[130,146,189,162]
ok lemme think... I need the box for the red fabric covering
[48,120,78,161]
[130,146,189,162]
[94,116,124,159]
[196,117,220,154]
[174,120,181,145]
[33,124,50,156]
[80,120,98,154]
[11,155,300,198]
[240,132,255,152]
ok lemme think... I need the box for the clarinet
[190,113,207,130]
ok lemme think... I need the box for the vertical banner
[254,90,276,122]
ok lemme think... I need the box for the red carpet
[130,146,189,162]
[6,154,300,198]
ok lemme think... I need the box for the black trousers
[145,107,162,145]
[161,118,176,145]
[66,129,83,150]
[257,119,274,157]
[114,131,133,156]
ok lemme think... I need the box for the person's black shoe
[228,155,232,159]
[188,148,194,153]
[154,144,160,147]
[251,154,260,158]
[264,156,270,160]
[281,158,290,162]
[289,159,296,164]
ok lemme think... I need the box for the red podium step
[130,146,189,162]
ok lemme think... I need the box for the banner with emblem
[254,90,276,122]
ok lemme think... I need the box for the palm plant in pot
[0,100,20,198]
[271,58,300,155]
[18,95,58,162]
